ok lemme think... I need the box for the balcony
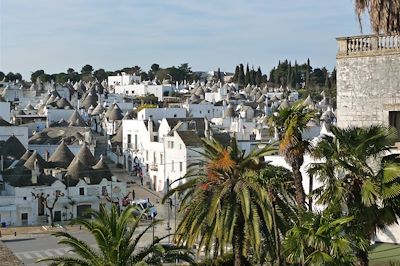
[337,34,400,58]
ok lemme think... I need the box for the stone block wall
[336,52,400,128]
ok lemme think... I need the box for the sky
[0,0,372,79]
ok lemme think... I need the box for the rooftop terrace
[337,34,400,58]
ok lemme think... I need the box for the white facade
[114,84,174,101]
[183,102,224,120]
[0,177,127,226]
[108,73,141,87]
[0,102,10,122]
[137,108,186,121]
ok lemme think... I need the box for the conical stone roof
[0,116,11,126]
[68,110,86,127]
[15,150,32,167]
[92,155,112,181]
[66,157,90,180]
[91,103,105,116]
[48,141,75,168]
[108,106,123,121]
[76,143,97,167]
[23,151,46,171]
[1,135,26,158]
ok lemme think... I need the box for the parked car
[130,199,157,218]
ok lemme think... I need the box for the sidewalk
[0,225,84,240]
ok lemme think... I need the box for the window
[170,141,174,149]
[200,111,202,114]
[146,151,149,161]
[171,160,174,171]
[180,162,183,172]
[134,135,138,149]
[153,152,157,164]
[79,188,85,195]
[208,110,210,113]
[23,197,27,200]
[180,144,182,150]
[102,186,107,196]
[174,114,177,118]
[389,111,400,140]
[160,154,163,164]
[128,134,131,144]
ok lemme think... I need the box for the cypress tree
[217,67,222,83]
[250,66,256,85]
[255,67,262,86]
[233,65,240,82]
[306,58,311,88]
[245,64,250,85]
[238,64,245,86]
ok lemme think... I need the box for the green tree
[283,211,365,265]
[54,73,69,84]
[238,64,245,86]
[245,64,250,85]
[0,71,4,81]
[38,204,193,265]
[255,166,297,265]
[5,72,16,82]
[355,0,400,33]
[270,101,317,207]
[232,65,240,83]
[178,63,192,81]
[309,125,400,266]
[81,64,94,75]
[164,137,277,266]
[31,70,45,83]
[255,67,262,86]
[93,68,107,82]
[217,67,223,83]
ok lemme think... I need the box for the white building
[108,73,141,88]
[114,83,174,101]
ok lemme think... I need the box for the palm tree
[38,204,193,265]
[283,210,366,266]
[309,125,400,266]
[255,166,297,265]
[270,101,316,207]
[164,137,277,266]
[355,0,400,34]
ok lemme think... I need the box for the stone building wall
[336,35,400,128]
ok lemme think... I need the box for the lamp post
[166,177,180,243]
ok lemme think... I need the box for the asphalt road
[4,218,177,266]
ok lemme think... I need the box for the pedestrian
[140,175,144,186]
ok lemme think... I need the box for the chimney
[44,150,49,162]
[31,159,38,185]
[148,117,154,141]
[204,118,209,139]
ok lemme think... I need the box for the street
[4,218,177,266]
[3,158,180,266]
